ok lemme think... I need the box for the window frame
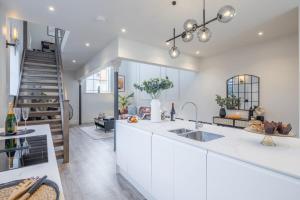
[85,67,112,94]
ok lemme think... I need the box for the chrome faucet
[181,102,203,129]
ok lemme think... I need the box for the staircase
[16,29,69,162]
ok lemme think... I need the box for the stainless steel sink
[169,128,193,134]
[180,131,224,142]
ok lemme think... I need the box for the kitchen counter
[118,120,300,179]
[0,124,64,199]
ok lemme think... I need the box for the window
[85,67,112,93]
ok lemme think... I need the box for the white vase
[151,99,161,123]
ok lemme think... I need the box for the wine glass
[22,107,30,133]
[13,108,21,132]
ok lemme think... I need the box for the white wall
[118,38,201,72]
[8,18,23,96]
[81,84,114,124]
[0,8,9,127]
[120,60,197,113]
[63,71,79,125]
[181,34,299,135]
[27,22,54,50]
[76,39,119,80]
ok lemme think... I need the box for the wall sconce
[6,27,19,51]
[239,75,245,84]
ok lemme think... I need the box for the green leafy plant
[215,94,240,109]
[226,95,240,109]
[134,77,173,99]
[119,92,134,111]
[215,95,226,108]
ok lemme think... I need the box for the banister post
[111,59,122,152]
[63,100,70,163]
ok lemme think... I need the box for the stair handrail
[14,48,26,107]
[55,28,69,163]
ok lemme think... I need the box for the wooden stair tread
[29,110,61,117]
[55,150,64,159]
[20,88,59,92]
[19,119,61,125]
[51,128,63,134]
[19,95,59,100]
[53,139,63,147]
[23,74,58,78]
[24,67,57,71]
[21,81,58,86]
[24,62,56,67]
[18,102,60,107]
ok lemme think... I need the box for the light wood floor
[58,126,146,200]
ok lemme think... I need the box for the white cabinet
[207,152,300,200]
[127,127,152,193]
[152,135,207,200]
[116,123,152,194]
[173,141,207,200]
[116,123,130,172]
[152,135,174,200]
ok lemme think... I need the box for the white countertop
[118,120,300,179]
[0,125,64,198]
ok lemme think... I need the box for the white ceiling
[0,0,298,70]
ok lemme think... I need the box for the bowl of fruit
[127,116,139,123]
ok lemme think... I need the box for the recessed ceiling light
[96,16,106,22]
[72,60,76,63]
[48,6,55,12]
[166,41,170,46]
[121,28,127,33]
[196,50,200,55]
[85,43,90,47]
[258,31,264,36]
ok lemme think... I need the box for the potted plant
[226,95,240,110]
[134,77,173,122]
[215,95,227,118]
[119,92,134,115]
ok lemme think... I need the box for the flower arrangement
[134,77,173,99]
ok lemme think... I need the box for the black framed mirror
[227,74,260,110]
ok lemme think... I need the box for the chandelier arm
[203,0,206,26]
[165,17,218,43]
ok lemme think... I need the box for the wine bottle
[5,102,17,135]
[171,102,176,121]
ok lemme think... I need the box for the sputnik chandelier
[166,0,236,58]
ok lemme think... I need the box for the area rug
[79,125,113,140]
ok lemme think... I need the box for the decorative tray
[0,178,60,200]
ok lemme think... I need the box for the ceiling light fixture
[169,28,180,59]
[85,43,90,47]
[72,60,76,63]
[48,6,55,12]
[196,51,200,55]
[96,16,106,22]
[258,31,264,36]
[121,28,127,33]
[166,0,236,58]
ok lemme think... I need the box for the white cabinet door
[207,152,300,200]
[173,141,207,200]
[116,123,130,172]
[127,127,152,194]
[152,135,174,200]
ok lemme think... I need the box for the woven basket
[0,179,59,200]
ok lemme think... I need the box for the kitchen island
[0,124,64,199]
[116,120,300,200]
